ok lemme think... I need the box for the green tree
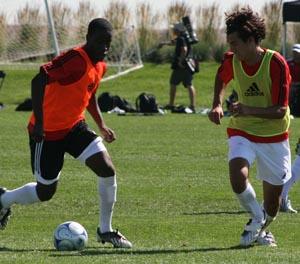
[51,2,72,48]
[0,13,6,56]
[17,4,42,52]
[261,0,282,51]
[136,2,161,57]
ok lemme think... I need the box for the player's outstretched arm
[208,73,226,125]
[87,93,116,143]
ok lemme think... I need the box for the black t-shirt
[172,36,191,69]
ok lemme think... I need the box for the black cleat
[96,228,132,248]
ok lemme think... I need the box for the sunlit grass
[0,64,299,263]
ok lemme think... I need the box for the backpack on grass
[135,93,159,113]
[98,92,136,112]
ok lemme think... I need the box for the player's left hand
[100,126,116,143]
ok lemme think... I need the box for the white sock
[98,176,117,233]
[236,183,264,222]
[1,182,40,208]
[282,155,300,200]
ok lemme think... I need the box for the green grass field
[0,63,300,263]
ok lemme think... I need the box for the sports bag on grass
[98,92,136,112]
[136,93,159,113]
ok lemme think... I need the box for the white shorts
[228,136,291,185]
[77,137,107,163]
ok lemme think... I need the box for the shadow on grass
[0,245,250,255]
[183,210,246,216]
[48,245,249,257]
[0,247,56,252]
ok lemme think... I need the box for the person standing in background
[163,22,197,113]
[280,43,300,213]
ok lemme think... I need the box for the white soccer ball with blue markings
[54,221,88,251]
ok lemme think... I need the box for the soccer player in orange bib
[0,18,132,248]
[208,8,291,247]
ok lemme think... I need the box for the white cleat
[280,199,298,214]
[240,218,265,247]
[257,231,277,247]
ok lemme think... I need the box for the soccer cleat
[189,105,196,113]
[280,198,298,214]
[164,105,174,111]
[240,218,265,247]
[96,228,132,248]
[256,231,277,247]
[0,187,11,230]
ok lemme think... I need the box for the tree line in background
[0,0,300,63]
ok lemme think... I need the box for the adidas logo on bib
[244,82,264,96]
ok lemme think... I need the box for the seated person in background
[281,43,300,213]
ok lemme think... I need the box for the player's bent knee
[86,152,116,177]
[99,159,116,177]
[102,165,115,178]
[36,182,58,202]
[94,163,115,178]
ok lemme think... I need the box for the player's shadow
[0,247,56,253]
[0,245,253,256]
[48,245,249,257]
[182,210,246,216]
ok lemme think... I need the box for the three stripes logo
[244,82,264,96]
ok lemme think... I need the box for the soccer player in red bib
[209,8,291,247]
[0,18,132,248]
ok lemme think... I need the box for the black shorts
[29,121,98,185]
[170,68,193,87]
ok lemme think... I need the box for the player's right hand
[208,106,224,125]
[32,123,44,142]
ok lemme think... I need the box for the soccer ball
[54,221,88,251]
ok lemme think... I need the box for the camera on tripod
[181,16,198,45]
